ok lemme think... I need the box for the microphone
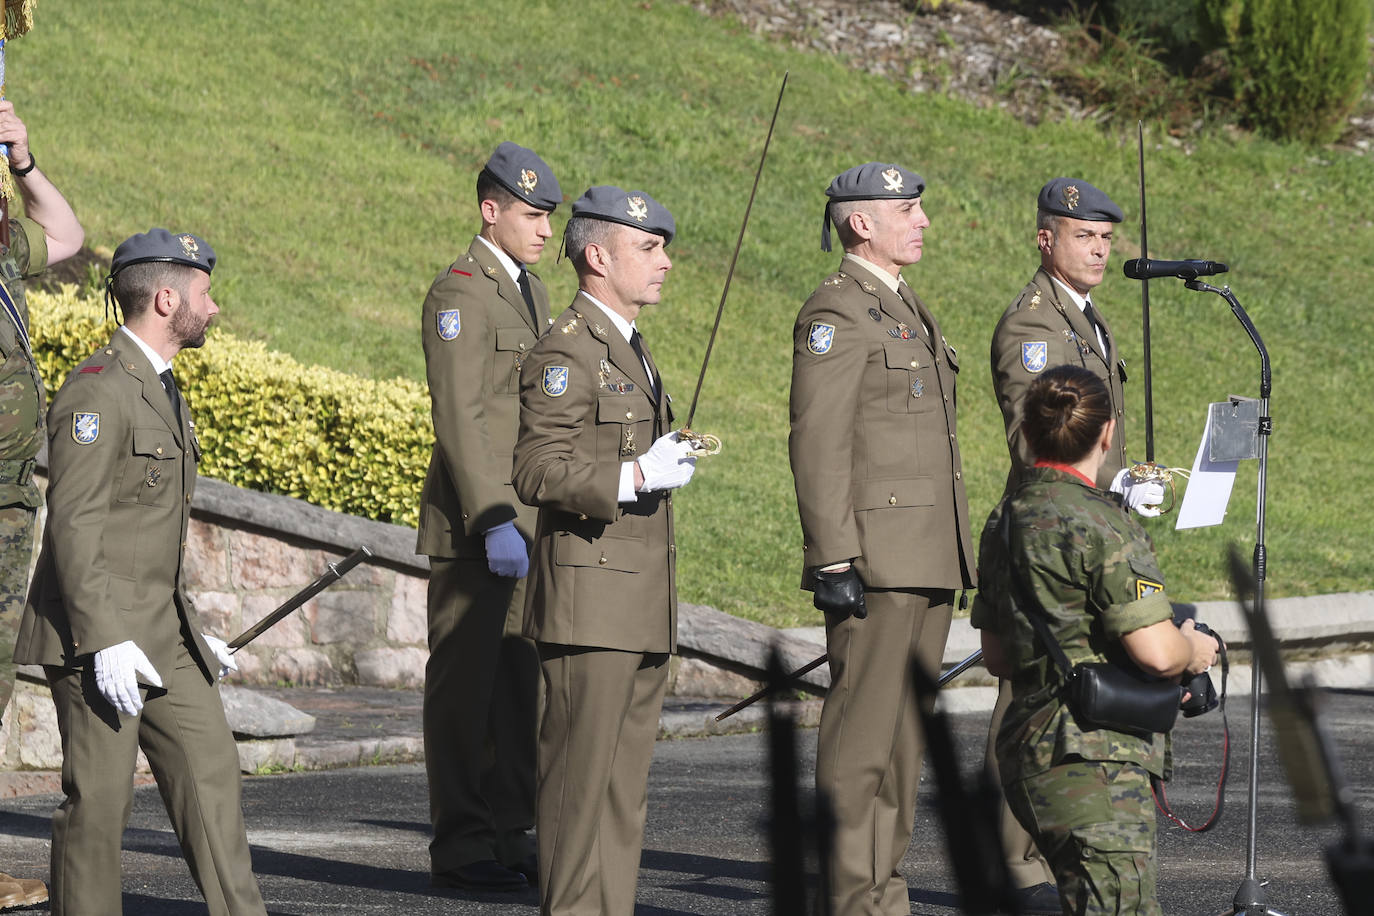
[1122,258,1228,280]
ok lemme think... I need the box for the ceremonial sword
[715,646,986,722]
[679,71,789,457]
[227,546,373,652]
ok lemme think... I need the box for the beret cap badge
[882,168,904,193]
[518,168,539,194]
[179,235,200,260]
[627,196,649,222]
[1061,185,1080,211]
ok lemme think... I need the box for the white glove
[93,640,163,717]
[203,634,239,681]
[1110,468,1166,518]
[636,430,697,492]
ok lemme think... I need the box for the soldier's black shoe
[505,852,539,887]
[1012,882,1061,915]
[431,860,528,892]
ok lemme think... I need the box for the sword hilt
[679,427,722,459]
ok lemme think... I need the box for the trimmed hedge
[30,286,431,528]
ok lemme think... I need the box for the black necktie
[1083,300,1108,352]
[159,368,183,429]
[629,329,660,403]
[517,268,539,327]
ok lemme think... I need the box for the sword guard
[1127,460,1190,515]
[680,428,722,458]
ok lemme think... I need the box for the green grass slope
[17,0,1374,626]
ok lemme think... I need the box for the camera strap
[1150,637,1232,832]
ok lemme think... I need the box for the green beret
[570,185,675,245]
[482,141,562,211]
[1037,177,1122,222]
[821,161,925,251]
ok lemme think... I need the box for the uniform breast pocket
[116,427,182,507]
[883,342,937,413]
[494,326,538,394]
[596,394,651,460]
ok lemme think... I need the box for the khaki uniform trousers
[423,556,540,870]
[46,642,265,916]
[817,588,954,916]
[535,645,669,916]
[985,679,1056,888]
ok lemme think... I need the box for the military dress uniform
[416,141,560,881]
[14,231,265,916]
[0,217,47,726]
[512,187,680,916]
[971,467,1173,916]
[791,163,975,916]
[986,179,1129,899]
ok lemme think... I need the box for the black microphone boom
[1123,258,1228,280]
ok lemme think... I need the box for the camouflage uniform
[971,466,1174,916]
[0,217,48,725]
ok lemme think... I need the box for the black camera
[1180,621,1221,718]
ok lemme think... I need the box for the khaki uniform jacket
[15,330,217,679]
[990,267,1127,491]
[417,239,550,557]
[789,257,975,591]
[512,294,676,653]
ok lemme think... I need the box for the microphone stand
[1184,278,1282,916]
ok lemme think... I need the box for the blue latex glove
[484,520,529,578]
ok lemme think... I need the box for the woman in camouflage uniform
[971,365,1217,915]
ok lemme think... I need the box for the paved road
[2,690,1363,914]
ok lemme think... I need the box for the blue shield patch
[541,366,570,397]
[1021,340,1048,373]
[807,321,835,355]
[72,411,100,445]
[437,309,461,341]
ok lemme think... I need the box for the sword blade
[227,546,373,651]
[683,70,789,432]
[1139,120,1156,463]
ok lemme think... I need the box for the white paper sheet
[1175,411,1240,530]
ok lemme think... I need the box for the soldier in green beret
[972,364,1217,916]
[0,100,83,912]
[791,162,975,916]
[416,140,561,893]
[15,229,267,915]
[983,178,1167,912]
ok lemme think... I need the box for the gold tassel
[3,0,35,40]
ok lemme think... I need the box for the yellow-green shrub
[29,286,431,528]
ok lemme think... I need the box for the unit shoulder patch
[807,321,836,355]
[437,309,461,341]
[72,411,100,444]
[542,365,570,397]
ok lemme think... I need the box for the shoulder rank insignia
[807,321,835,355]
[1029,290,1041,310]
[860,280,877,293]
[1021,341,1048,373]
[437,309,461,341]
[560,317,580,335]
[542,366,570,397]
[1136,577,1164,600]
[824,275,845,288]
[72,411,100,445]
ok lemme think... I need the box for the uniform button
[578,514,588,521]
[909,360,918,368]
[888,495,897,506]
[598,555,608,566]
[955,471,962,480]
[156,447,164,455]
[949,433,955,440]
[185,494,191,504]
[625,411,633,419]
[462,513,469,520]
